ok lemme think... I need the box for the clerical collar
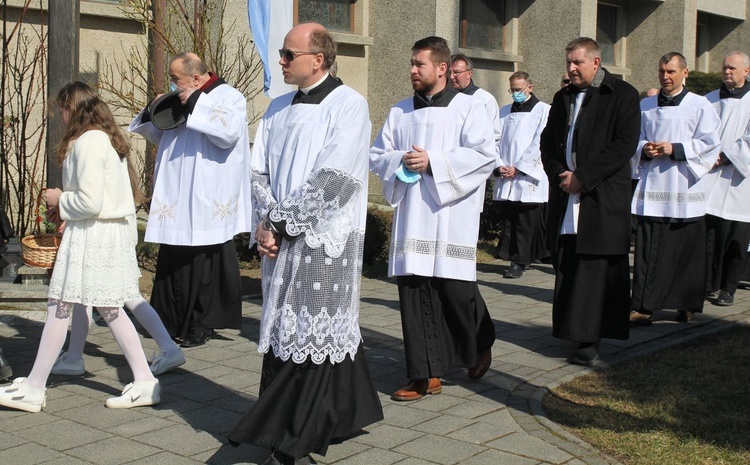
[511,93,540,113]
[720,80,750,99]
[658,87,688,107]
[291,74,343,105]
[200,72,223,93]
[413,86,458,109]
[460,80,480,96]
[299,73,329,95]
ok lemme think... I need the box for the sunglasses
[278,48,319,62]
[562,79,571,84]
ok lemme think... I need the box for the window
[695,21,709,72]
[296,0,355,33]
[459,0,506,51]
[597,3,618,65]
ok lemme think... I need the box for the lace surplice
[252,167,366,364]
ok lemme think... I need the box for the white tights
[25,300,155,390]
[61,297,180,365]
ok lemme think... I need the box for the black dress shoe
[180,327,212,348]
[715,290,734,306]
[0,348,12,381]
[503,262,524,279]
[567,342,599,366]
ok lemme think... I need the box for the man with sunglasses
[370,36,497,402]
[228,22,382,465]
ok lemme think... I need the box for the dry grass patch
[543,325,750,465]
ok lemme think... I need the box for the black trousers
[552,235,630,343]
[397,276,496,379]
[631,218,706,313]
[496,201,548,265]
[706,214,750,294]
[150,239,242,339]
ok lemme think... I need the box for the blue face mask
[512,91,527,103]
[169,82,178,92]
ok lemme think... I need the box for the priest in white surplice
[493,71,551,279]
[129,53,252,347]
[370,37,496,402]
[631,52,721,324]
[703,51,750,307]
[227,24,382,465]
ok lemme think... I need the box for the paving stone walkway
[0,261,748,464]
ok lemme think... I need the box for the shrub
[687,71,723,96]
[364,205,392,265]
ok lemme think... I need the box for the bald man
[129,52,252,348]
[227,23,382,465]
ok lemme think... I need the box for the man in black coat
[540,37,641,365]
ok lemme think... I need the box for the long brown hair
[54,81,145,205]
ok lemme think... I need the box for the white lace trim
[258,232,364,365]
[392,238,477,261]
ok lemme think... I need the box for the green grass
[543,325,750,465]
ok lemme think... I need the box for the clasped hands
[403,145,430,173]
[559,171,586,194]
[642,141,673,158]
[255,220,280,259]
[498,166,517,178]
[43,188,65,234]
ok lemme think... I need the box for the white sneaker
[149,349,186,375]
[0,378,46,413]
[105,379,161,409]
[50,351,85,376]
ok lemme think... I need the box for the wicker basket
[21,190,61,269]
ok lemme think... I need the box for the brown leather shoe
[392,378,442,401]
[468,349,492,380]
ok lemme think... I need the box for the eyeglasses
[451,69,470,77]
[278,48,319,62]
[508,83,530,94]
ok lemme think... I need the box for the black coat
[540,69,641,256]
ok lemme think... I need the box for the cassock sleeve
[185,89,246,150]
[261,93,371,258]
[573,84,641,191]
[128,107,164,145]
[541,92,568,182]
[513,105,549,182]
[369,107,410,207]
[58,133,108,221]
[680,99,721,179]
[421,99,495,206]
[722,117,750,179]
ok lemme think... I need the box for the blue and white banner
[247,0,294,98]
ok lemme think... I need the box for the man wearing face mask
[129,52,253,348]
[492,72,550,279]
[701,51,750,308]
[541,37,640,366]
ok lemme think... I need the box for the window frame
[294,0,356,34]
[459,0,507,52]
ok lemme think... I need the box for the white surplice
[493,101,550,203]
[251,84,371,365]
[632,93,721,219]
[129,83,253,245]
[704,89,750,222]
[369,92,496,281]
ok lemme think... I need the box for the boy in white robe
[631,52,720,324]
[703,51,750,307]
[370,36,496,401]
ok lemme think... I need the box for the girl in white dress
[0,81,160,412]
